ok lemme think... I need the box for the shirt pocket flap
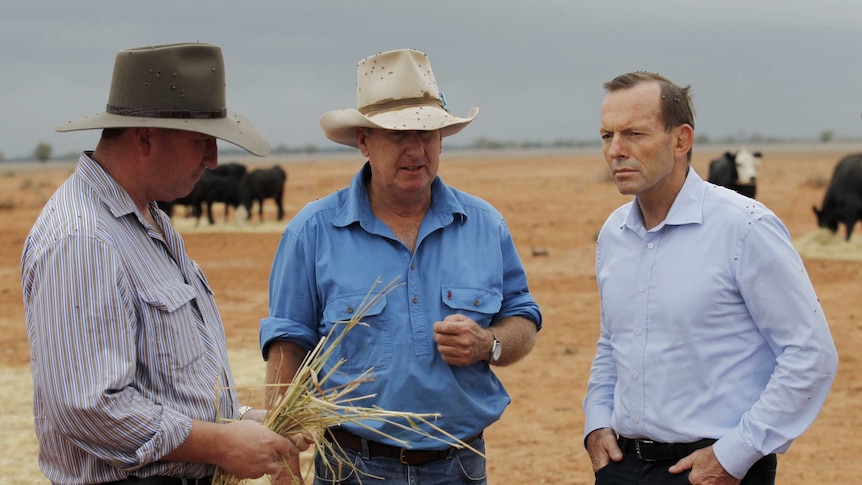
[441,286,503,314]
[323,292,388,324]
[139,282,197,313]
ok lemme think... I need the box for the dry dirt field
[1,145,860,484]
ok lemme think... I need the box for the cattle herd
[158,162,287,226]
[155,151,860,242]
[706,147,861,243]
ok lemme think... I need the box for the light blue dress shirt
[583,168,838,478]
[260,163,542,449]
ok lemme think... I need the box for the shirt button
[633,417,640,424]
[632,372,639,379]
[474,299,480,306]
[412,296,419,303]
[638,286,645,292]
[634,328,643,336]
[647,243,654,249]
[410,263,415,270]
[346,306,354,314]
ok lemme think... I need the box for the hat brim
[320,106,479,148]
[55,110,270,157]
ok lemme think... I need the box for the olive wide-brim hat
[56,42,270,156]
[319,48,478,148]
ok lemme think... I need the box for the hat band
[359,97,443,116]
[106,104,227,119]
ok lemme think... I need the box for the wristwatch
[488,329,502,363]
[237,405,253,421]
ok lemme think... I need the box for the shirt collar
[331,162,467,228]
[76,151,172,236]
[623,166,705,232]
[76,151,139,219]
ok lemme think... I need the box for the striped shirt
[21,152,237,484]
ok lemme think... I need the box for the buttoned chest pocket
[138,281,205,373]
[441,286,502,328]
[322,293,390,373]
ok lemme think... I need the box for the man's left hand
[433,314,488,366]
[669,446,740,485]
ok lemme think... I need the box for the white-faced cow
[813,153,862,241]
[239,165,287,222]
[707,148,762,199]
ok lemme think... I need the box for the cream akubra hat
[319,48,478,148]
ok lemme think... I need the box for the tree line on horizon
[2,130,857,163]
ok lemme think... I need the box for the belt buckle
[634,439,656,462]
[399,448,409,465]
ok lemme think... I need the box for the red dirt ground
[1,146,860,483]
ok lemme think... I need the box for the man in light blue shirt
[583,72,838,484]
[260,49,542,485]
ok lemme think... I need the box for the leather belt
[101,476,212,485]
[618,436,716,462]
[325,427,483,466]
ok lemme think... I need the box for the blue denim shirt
[260,163,542,448]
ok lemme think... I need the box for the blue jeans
[313,437,487,485]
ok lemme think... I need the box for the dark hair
[604,72,695,131]
[603,72,694,161]
[100,128,127,140]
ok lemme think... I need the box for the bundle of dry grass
[213,277,483,485]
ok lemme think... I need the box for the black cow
[707,148,762,199]
[239,165,287,222]
[197,172,243,224]
[156,200,179,218]
[205,162,247,222]
[213,161,248,180]
[813,153,862,241]
[157,179,206,222]
[158,162,247,225]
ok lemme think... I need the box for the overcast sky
[2,1,860,159]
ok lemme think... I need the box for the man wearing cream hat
[261,48,542,484]
[22,42,308,485]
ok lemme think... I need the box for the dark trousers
[595,447,777,484]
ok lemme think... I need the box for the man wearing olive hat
[21,42,308,485]
[260,48,543,484]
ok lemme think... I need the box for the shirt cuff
[582,406,613,448]
[133,405,193,469]
[711,429,763,480]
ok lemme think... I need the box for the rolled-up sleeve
[25,237,192,470]
[260,226,321,356]
[497,220,542,330]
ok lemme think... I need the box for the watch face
[491,340,502,361]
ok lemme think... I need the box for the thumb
[668,454,694,475]
[608,445,624,462]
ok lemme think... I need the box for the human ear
[133,127,154,156]
[675,124,694,157]
[356,128,371,157]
